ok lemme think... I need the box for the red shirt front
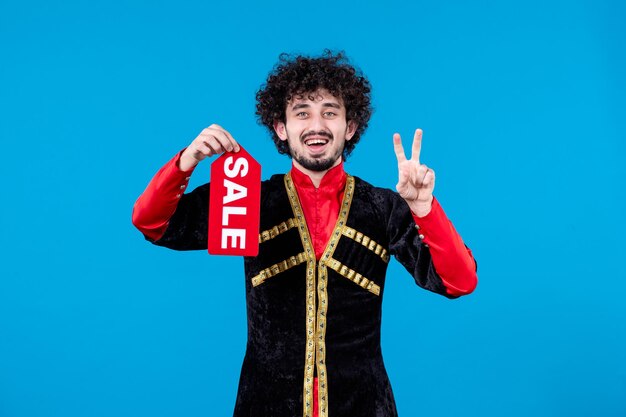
[290,162,347,260]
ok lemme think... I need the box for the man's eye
[296,112,308,117]
[324,112,337,117]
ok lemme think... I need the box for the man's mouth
[304,137,330,147]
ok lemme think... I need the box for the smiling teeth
[305,139,328,145]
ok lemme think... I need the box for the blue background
[1,0,625,416]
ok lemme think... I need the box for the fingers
[416,165,435,187]
[196,140,216,157]
[395,168,411,197]
[422,167,435,188]
[406,163,435,188]
[198,136,222,156]
[200,124,239,153]
[395,128,435,203]
[393,133,407,163]
[411,128,422,163]
[410,163,428,186]
[394,129,423,163]
[209,124,240,152]
[180,124,239,171]
[397,166,409,187]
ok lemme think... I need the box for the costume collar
[290,161,347,192]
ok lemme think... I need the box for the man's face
[274,89,357,173]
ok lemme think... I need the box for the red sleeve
[412,197,478,297]
[131,150,195,241]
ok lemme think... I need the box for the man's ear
[273,120,288,141]
[345,120,358,141]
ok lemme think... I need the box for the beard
[287,131,344,172]
[292,149,342,172]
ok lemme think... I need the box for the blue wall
[1,1,625,416]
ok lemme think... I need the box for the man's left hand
[393,128,435,217]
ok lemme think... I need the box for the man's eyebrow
[290,102,342,111]
[291,103,310,111]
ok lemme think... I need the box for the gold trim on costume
[284,174,317,417]
[316,175,356,417]
[258,218,297,243]
[341,226,390,263]
[250,252,308,287]
[325,257,381,296]
[284,173,356,417]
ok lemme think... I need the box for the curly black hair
[255,50,373,159]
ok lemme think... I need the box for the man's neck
[291,158,343,188]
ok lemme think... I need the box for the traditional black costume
[138,164,469,417]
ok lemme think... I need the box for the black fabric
[150,174,453,417]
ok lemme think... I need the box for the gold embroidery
[284,174,317,417]
[250,252,308,287]
[326,257,381,296]
[258,218,297,243]
[341,226,390,263]
[285,174,356,417]
[316,176,355,417]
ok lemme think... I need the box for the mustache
[301,130,333,141]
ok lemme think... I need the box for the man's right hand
[179,124,241,171]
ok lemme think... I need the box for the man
[132,51,477,417]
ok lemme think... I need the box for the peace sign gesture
[393,128,435,217]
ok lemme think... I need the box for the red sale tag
[208,146,261,256]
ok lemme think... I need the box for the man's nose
[309,113,326,130]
